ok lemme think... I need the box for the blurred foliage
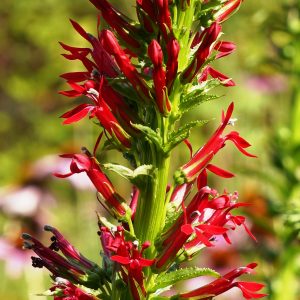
[0,0,299,299]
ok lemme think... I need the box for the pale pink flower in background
[246,74,287,94]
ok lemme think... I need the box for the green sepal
[148,267,220,293]
[165,120,209,153]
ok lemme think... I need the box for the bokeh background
[0,0,299,299]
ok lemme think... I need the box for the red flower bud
[148,40,171,115]
[166,38,180,88]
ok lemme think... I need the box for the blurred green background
[0,0,299,299]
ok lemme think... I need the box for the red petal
[53,172,73,178]
[238,282,265,292]
[194,229,214,247]
[181,224,194,235]
[60,72,89,82]
[138,258,155,267]
[59,90,83,97]
[110,255,130,265]
[62,106,93,125]
[231,139,257,157]
[207,164,235,178]
[70,19,90,41]
[184,139,193,158]
[60,104,91,118]
[197,224,228,234]
[227,131,252,148]
[59,42,90,54]
[197,170,207,189]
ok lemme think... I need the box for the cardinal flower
[175,102,256,184]
[111,240,154,299]
[49,277,98,300]
[60,83,132,149]
[59,20,136,140]
[89,0,141,51]
[156,185,256,269]
[181,22,222,83]
[215,0,244,23]
[180,263,266,299]
[54,152,128,218]
[101,29,150,101]
[98,225,154,300]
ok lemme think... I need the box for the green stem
[134,153,171,256]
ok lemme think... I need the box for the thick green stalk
[134,110,171,258]
[134,152,171,257]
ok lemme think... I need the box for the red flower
[180,263,266,299]
[60,80,131,149]
[154,0,173,41]
[181,22,222,83]
[51,278,97,300]
[44,225,94,269]
[156,184,256,269]
[99,226,154,300]
[111,241,154,299]
[175,102,256,184]
[136,0,155,33]
[60,19,117,81]
[22,233,91,283]
[101,30,150,101]
[214,40,236,59]
[89,0,141,50]
[215,0,244,23]
[199,66,235,87]
[54,152,127,217]
[59,20,137,142]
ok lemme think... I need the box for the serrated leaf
[162,203,182,234]
[166,120,209,152]
[179,81,221,114]
[180,94,220,114]
[149,267,220,292]
[131,123,163,149]
[102,163,153,181]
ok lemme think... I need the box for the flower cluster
[23,0,266,299]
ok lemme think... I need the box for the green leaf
[198,0,224,15]
[149,267,220,292]
[107,77,141,104]
[131,123,163,149]
[179,81,221,114]
[166,120,209,152]
[180,94,220,114]
[102,163,153,182]
[162,202,182,235]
